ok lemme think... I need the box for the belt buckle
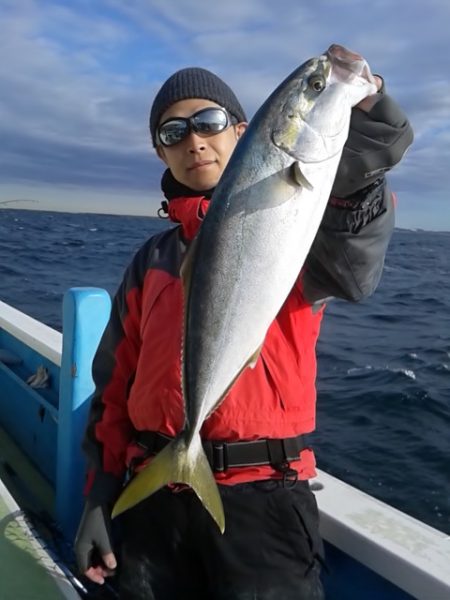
[212,442,228,472]
[274,460,298,488]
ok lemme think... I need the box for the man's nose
[187,132,206,152]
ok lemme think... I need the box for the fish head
[271,44,377,165]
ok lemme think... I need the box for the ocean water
[1,208,449,534]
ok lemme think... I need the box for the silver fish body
[112,45,377,531]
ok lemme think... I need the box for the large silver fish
[112,44,377,531]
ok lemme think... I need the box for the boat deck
[0,476,80,599]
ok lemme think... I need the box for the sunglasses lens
[159,119,189,146]
[193,108,229,133]
[158,108,232,146]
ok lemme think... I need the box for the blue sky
[0,0,449,230]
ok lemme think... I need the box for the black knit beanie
[149,67,247,146]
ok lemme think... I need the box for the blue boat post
[56,287,111,541]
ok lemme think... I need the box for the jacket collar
[167,196,210,241]
[160,169,212,241]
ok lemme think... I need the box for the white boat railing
[0,299,62,366]
[312,470,450,600]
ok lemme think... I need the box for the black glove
[74,502,115,573]
[332,92,414,198]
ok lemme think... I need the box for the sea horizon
[1,204,449,234]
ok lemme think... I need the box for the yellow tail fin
[111,434,225,533]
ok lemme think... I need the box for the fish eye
[308,75,326,92]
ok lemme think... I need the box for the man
[75,62,413,599]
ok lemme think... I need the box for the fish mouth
[326,44,372,82]
[327,44,363,64]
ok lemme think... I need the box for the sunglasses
[157,107,237,147]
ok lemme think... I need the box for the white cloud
[0,0,449,228]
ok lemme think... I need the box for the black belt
[136,431,307,473]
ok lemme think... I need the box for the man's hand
[356,75,383,112]
[331,75,413,198]
[74,502,117,584]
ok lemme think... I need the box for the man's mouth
[188,160,215,170]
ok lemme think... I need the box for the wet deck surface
[0,428,80,599]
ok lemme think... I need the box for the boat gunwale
[0,300,62,366]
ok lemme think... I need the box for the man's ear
[156,145,168,164]
[235,122,248,140]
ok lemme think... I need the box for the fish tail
[111,434,225,533]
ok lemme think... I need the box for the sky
[0,0,449,230]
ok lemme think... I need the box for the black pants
[118,479,325,600]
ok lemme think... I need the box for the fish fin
[204,346,264,421]
[292,162,313,191]
[111,434,225,533]
[207,345,264,414]
[246,344,263,368]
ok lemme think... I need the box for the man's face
[156,99,247,191]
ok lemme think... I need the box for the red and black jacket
[83,174,396,505]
